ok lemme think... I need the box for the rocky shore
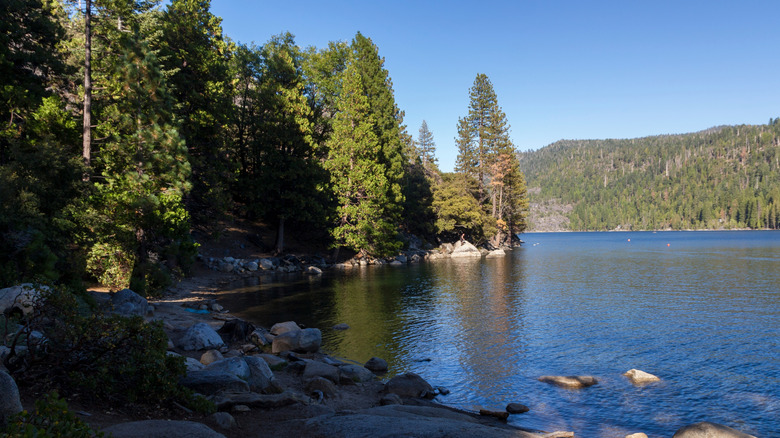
[1,242,759,437]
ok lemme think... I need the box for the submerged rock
[364,357,388,373]
[537,375,598,389]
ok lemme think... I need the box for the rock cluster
[203,254,326,274]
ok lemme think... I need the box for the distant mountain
[518,122,780,231]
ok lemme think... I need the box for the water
[219,231,780,437]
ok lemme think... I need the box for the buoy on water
[667,243,671,247]
[627,238,631,242]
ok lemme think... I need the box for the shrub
[2,391,103,438]
[5,285,213,412]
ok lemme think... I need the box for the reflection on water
[220,231,780,437]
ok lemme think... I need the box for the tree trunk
[82,0,92,178]
[275,217,285,254]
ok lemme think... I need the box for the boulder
[364,356,388,373]
[259,259,275,270]
[625,434,648,438]
[217,319,255,343]
[450,241,482,258]
[210,412,236,430]
[305,266,323,275]
[672,422,757,438]
[506,403,530,414]
[179,370,250,395]
[110,289,148,316]
[244,356,275,393]
[623,369,660,385]
[538,375,598,389]
[339,364,375,383]
[246,261,259,272]
[486,249,506,258]
[178,323,225,351]
[272,328,321,353]
[0,283,45,316]
[270,321,301,336]
[302,360,340,383]
[0,370,22,426]
[205,357,251,381]
[103,420,225,438]
[385,372,434,399]
[306,376,338,399]
[200,349,224,365]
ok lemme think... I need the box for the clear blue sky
[210,0,780,172]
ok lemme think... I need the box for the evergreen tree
[325,59,401,257]
[159,0,233,233]
[432,173,495,243]
[416,120,437,170]
[250,33,327,253]
[350,33,406,227]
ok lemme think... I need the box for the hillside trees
[520,125,780,231]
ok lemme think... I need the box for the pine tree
[251,33,327,253]
[159,0,233,233]
[325,59,401,257]
[416,120,437,170]
[350,33,406,225]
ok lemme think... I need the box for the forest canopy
[0,0,528,293]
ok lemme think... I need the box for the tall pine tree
[325,58,401,257]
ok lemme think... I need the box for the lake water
[219,231,780,437]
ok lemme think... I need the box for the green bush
[85,242,134,291]
[2,391,103,438]
[6,285,213,412]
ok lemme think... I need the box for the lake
[219,231,780,437]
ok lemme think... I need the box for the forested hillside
[519,122,780,231]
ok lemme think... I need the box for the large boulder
[486,249,506,258]
[364,357,388,373]
[672,422,757,438]
[272,328,321,353]
[0,283,45,316]
[270,321,301,335]
[623,369,660,385]
[385,372,434,399]
[244,356,275,392]
[538,375,598,389]
[0,370,22,426]
[205,357,251,380]
[177,322,225,351]
[110,289,148,316]
[339,364,375,383]
[179,370,250,395]
[103,420,225,438]
[450,241,482,258]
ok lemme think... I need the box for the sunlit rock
[623,369,660,385]
[672,421,756,438]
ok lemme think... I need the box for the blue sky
[211,1,780,172]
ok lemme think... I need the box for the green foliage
[6,285,212,412]
[432,173,496,242]
[85,242,134,291]
[325,58,402,257]
[520,124,780,231]
[159,0,234,232]
[3,391,103,438]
